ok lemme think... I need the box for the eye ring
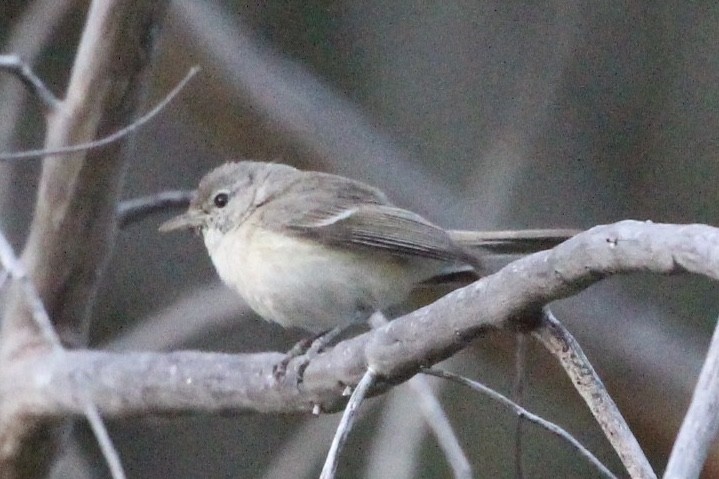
[213,192,229,208]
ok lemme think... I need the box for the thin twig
[664,314,719,479]
[0,66,200,161]
[117,190,193,228]
[0,54,61,112]
[0,229,126,479]
[80,395,127,479]
[369,312,472,478]
[320,368,377,479]
[422,368,617,479]
[407,376,473,479]
[513,334,527,479]
[532,308,656,479]
[260,415,343,479]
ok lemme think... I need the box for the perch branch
[3,221,719,476]
[3,221,718,416]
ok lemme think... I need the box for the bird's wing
[258,173,477,266]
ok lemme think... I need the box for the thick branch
[1,0,170,352]
[361,221,719,378]
[3,221,718,420]
[0,1,170,477]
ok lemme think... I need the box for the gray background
[1,1,718,477]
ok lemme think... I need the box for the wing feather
[256,172,479,267]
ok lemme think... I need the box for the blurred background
[1,1,719,477]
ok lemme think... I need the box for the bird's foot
[273,326,347,383]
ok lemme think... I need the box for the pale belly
[204,225,440,333]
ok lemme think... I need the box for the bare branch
[117,190,193,228]
[3,221,718,477]
[0,54,61,112]
[362,221,719,380]
[0,66,199,162]
[0,1,171,477]
[3,221,717,418]
[0,228,125,479]
[320,368,377,479]
[532,309,656,479]
[664,315,719,478]
[80,396,126,479]
[0,0,77,224]
[513,334,528,479]
[422,368,617,479]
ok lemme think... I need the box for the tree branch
[0,1,170,477]
[0,55,60,113]
[664,313,719,478]
[320,368,377,479]
[422,368,617,479]
[3,221,718,476]
[2,221,717,416]
[533,309,655,479]
[0,66,198,162]
[0,231,126,479]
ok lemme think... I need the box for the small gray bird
[160,161,574,349]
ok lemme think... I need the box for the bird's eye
[213,192,229,208]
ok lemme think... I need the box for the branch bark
[0,1,169,477]
[2,220,718,477]
[533,309,654,479]
[1,221,716,417]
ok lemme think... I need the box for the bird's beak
[158,210,206,232]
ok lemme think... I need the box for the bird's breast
[202,224,432,332]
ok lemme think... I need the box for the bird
[160,161,576,369]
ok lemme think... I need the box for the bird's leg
[273,331,325,380]
[273,323,354,381]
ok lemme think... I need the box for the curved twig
[423,368,617,479]
[0,66,199,161]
